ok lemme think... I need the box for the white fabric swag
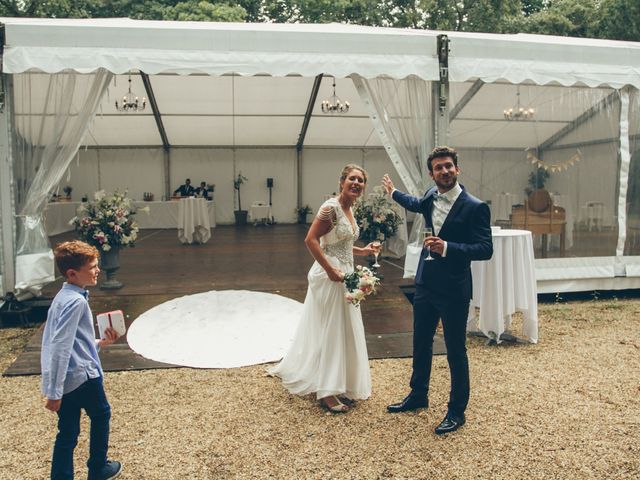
[13,69,113,294]
[353,75,433,277]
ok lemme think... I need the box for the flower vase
[100,247,123,290]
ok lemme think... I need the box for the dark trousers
[51,377,111,480]
[409,286,470,417]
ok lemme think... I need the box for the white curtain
[13,69,113,294]
[352,75,433,276]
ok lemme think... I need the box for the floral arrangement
[295,205,312,215]
[353,185,404,244]
[343,265,381,307]
[70,190,149,252]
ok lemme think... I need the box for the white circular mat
[127,290,303,368]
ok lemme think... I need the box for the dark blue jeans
[51,376,111,480]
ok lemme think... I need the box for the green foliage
[521,0,599,38]
[597,0,640,41]
[0,0,637,42]
[0,0,249,22]
[170,1,246,21]
[233,172,248,211]
[526,167,550,194]
[295,205,312,215]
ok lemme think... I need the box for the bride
[269,164,379,413]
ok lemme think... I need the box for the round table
[467,229,538,343]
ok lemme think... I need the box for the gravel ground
[1,299,639,479]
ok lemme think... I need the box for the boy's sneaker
[87,460,122,480]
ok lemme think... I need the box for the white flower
[102,244,112,252]
[94,190,106,201]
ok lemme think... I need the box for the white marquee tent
[0,18,638,297]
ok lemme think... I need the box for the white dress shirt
[392,182,462,257]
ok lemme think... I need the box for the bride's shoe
[338,395,356,407]
[320,396,349,413]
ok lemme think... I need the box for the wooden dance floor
[5,225,446,376]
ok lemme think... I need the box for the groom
[382,146,492,435]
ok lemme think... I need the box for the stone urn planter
[234,210,248,225]
[100,247,123,290]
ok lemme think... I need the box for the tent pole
[616,87,631,261]
[295,73,322,209]
[164,149,170,200]
[0,74,16,295]
[435,35,450,147]
[296,148,302,207]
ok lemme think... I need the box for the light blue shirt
[41,283,102,400]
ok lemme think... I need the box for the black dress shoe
[387,394,428,413]
[434,413,465,435]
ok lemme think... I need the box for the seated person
[173,178,196,197]
[195,181,210,200]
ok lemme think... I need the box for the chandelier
[115,75,146,112]
[503,86,534,121]
[321,78,350,114]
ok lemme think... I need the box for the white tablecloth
[467,229,538,343]
[44,202,80,235]
[492,193,520,223]
[45,200,216,235]
[178,198,211,244]
[249,204,272,223]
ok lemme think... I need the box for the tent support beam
[296,74,322,208]
[435,35,450,146]
[450,79,483,121]
[140,73,170,152]
[0,74,16,295]
[537,90,619,152]
[543,134,640,151]
[296,74,323,153]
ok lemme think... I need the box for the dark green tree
[520,0,599,38]
[597,0,640,41]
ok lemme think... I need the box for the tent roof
[0,18,439,79]
[5,19,636,148]
[2,18,640,88]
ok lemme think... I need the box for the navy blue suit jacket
[393,185,493,301]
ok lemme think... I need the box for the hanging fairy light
[115,74,146,112]
[321,78,350,114]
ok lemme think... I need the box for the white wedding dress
[269,198,372,400]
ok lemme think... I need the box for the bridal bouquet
[343,265,381,307]
[71,190,149,252]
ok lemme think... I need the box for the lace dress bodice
[318,198,359,266]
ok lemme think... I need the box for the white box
[96,310,126,339]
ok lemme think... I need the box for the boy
[41,241,122,480]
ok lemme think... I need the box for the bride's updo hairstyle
[339,164,368,192]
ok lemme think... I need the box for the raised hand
[382,174,395,195]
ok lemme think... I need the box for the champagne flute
[423,227,434,261]
[371,241,382,268]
